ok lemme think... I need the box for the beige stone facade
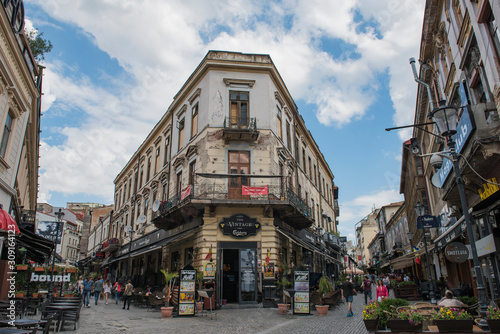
[106,51,341,306]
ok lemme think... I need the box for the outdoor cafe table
[0,319,46,331]
[0,329,30,334]
[45,305,79,332]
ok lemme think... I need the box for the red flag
[204,246,212,261]
[415,257,421,265]
[181,184,192,201]
[266,250,270,264]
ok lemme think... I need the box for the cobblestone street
[73,291,370,334]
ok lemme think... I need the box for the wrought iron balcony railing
[223,116,257,130]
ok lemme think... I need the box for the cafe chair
[37,314,56,334]
[147,294,164,311]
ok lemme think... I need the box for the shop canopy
[16,227,54,264]
[0,208,20,234]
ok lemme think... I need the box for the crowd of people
[76,276,128,308]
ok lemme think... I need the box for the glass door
[239,249,258,303]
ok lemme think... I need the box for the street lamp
[428,100,489,324]
[125,226,135,281]
[406,232,416,278]
[48,209,65,302]
[414,201,436,304]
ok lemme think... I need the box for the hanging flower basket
[16,265,28,270]
[66,268,77,273]
[34,267,44,272]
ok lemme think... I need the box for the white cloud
[26,0,424,206]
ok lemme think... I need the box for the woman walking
[122,280,134,310]
[376,279,388,302]
[103,279,112,305]
[113,280,122,304]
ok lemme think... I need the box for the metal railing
[223,116,257,130]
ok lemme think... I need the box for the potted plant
[15,290,26,298]
[387,306,424,332]
[363,300,381,332]
[34,266,44,272]
[378,298,409,329]
[431,307,473,333]
[315,276,333,316]
[486,305,500,333]
[276,276,292,314]
[160,269,178,318]
[16,264,28,270]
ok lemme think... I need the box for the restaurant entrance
[218,242,258,305]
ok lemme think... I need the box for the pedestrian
[383,275,390,297]
[362,275,372,304]
[437,290,468,308]
[122,280,134,310]
[341,275,357,317]
[77,276,84,294]
[403,274,410,282]
[376,279,388,302]
[94,276,103,305]
[82,276,93,307]
[103,279,112,305]
[113,280,122,304]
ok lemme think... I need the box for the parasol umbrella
[0,208,20,234]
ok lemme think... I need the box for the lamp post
[125,226,135,282]
[414,202,436,304]
[407,232,416,278]
[428,100,489,323]
[48,208,65,302]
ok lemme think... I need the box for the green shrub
[398,281,416,287]
[457,295,477,306]
[378,298,409,329]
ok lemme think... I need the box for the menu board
[293,271,310,314]
[178,269,196,316]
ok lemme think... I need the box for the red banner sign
[242,185,268,195]
[181,184,192,201]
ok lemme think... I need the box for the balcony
[152,174,314,231]
[222,116,259,143]
[101,238,120,253]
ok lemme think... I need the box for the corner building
[108,51,341,307]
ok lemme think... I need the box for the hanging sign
[417,215,440,229]
[203,262,215,279]
[219,214,261,238]
[242,185,268,195]
[178,268,196,316]
[264,262,275,279]
[293,271,310,314]
[444,242,469,263]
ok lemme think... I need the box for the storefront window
[171,251,180,272]
[184,247,194,266]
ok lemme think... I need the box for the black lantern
[428,100,459,137]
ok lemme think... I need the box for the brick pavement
[71,290,372,334]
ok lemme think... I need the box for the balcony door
[228,151,250,200]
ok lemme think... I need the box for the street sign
[417,215,440,229]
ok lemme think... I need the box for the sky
[25,0,426,243]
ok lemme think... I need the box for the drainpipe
[409,58,435,111]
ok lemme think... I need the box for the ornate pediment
[186,145,197,159]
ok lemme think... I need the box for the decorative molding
[146,146,153,155]
[186,145,197,159]
[188,88,201,105]
[173,156,185,169]
[176,104,187,117]
[223,78,255,87]
[163,124,172,136]
[274,91,285,108]
[154,135,162,146]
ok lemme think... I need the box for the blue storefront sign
[417,215,440,229]
[437,104,475,188]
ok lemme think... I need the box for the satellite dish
[125,226,133,233]
[431,173,442,188]
[137,215,147,226]
[152,200,161,213]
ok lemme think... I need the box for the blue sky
[25,0,425,242]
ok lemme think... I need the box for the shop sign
[444,242,469,263]
[475,233,497,257]
[31,273,71,282]
[437,105,475,188]
[478,178,499,201]
[417,215,440,229]
[263,262,274,279]
[203,262,215,279]
[219,214,261,238]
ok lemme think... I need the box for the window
[485,6,500,61]
[302,149,306,171]
[144,196,149,216]
[139,165,144,189]
[286,121,291,151]
[171,251,180,272]
[191,104,198,138]
[0,112,13,158]
[122,183,126,203]
[470,69,488,104]
[164,136,170,166]
[147,156,151,181]
[277,106,282,139]
[137,201,141,219]
[228,150,250,200]
[453,0,463,26]
[184,247,194,266]
[308,157,312,179]
[294,136,299,160]
[189,160,196,186]
[163,183,168,200]
[155,147,160,174]
[314,165,317,186]
[128,179,132,199]
[178,118,185,151]
[230,91,249,127]
[176,171,183,194]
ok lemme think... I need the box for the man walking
[82,276,93,308]
[122,280,134,310]
[341,275,357,317]
[93,276,103,305]
[363,275,372,304]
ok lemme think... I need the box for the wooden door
[228,151,250,200]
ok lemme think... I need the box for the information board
[178,268,196,316]
[293,271,310,314]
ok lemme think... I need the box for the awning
[434,215,466,250]
[277,228,342,265]
[109,227,200,265]
[16,227,54,264]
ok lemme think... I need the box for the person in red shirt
[376,279,388,302]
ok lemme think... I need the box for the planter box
[16,265,28,270]
[387,319,422,332]
[488,319,500,333]
[434,319,473,333]
[393,286,419,300]
[34,267,44,272]
[363,318,379,332]
[66,268,77,273]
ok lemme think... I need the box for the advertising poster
[293,271,310,314]
[203,262,215,279]
[178,269,196,316]
[263,262,274,279]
